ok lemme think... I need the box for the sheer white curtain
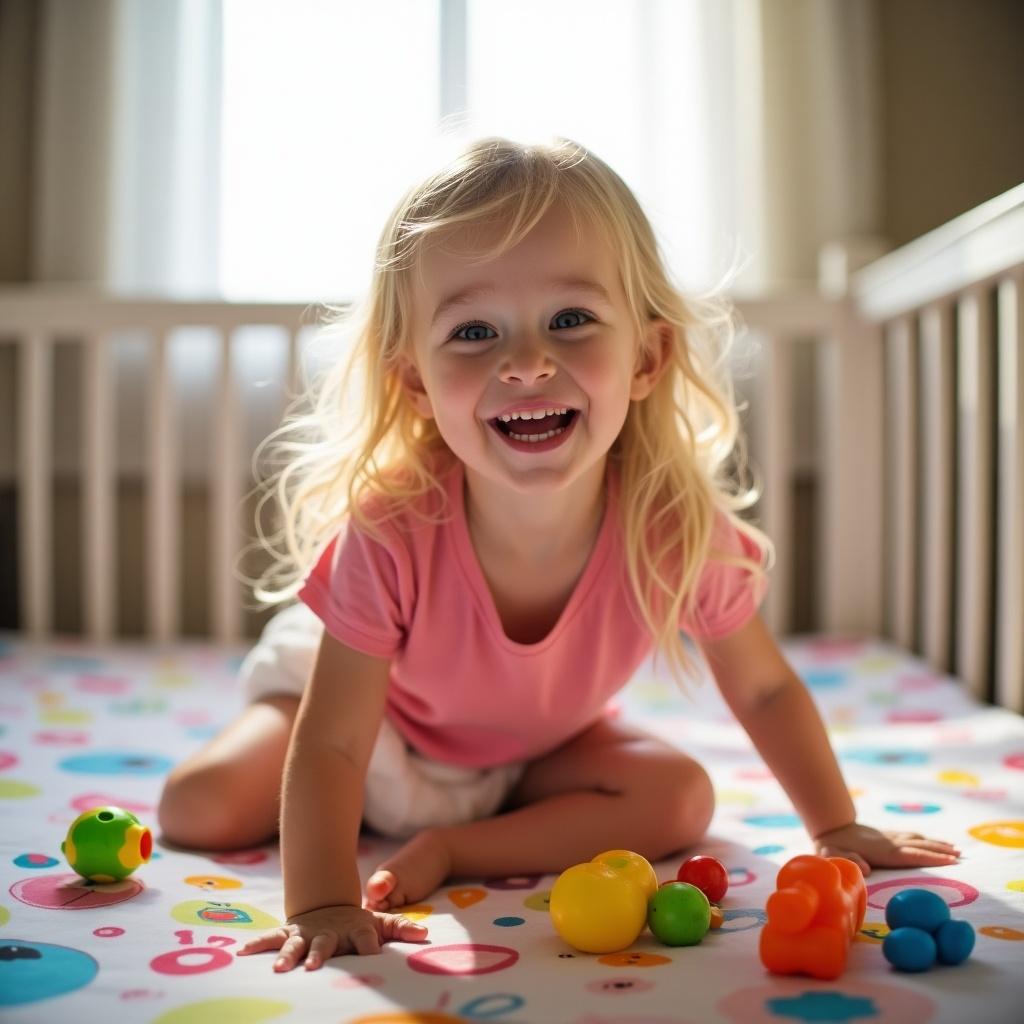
[218,0,754,299]
[30,0,882,298]
[33,0,221,293]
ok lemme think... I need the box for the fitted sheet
[2,633,1023,1023]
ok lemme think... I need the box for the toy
[594,849,658,898]
[549,858,648,954]
[759,854,866,980]
[676,854,729,903]
[881,888,975,971]
[61,805,152,882]
[647,881,710,946]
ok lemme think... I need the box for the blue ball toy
[885,888,950,933]
[881,887,975,972]
[934,919,975,965]
[883,926,937,972]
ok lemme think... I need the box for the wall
[879,0,1024,246]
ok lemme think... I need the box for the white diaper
[238,603,524,840]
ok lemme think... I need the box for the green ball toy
[648,881,711,946]
[61,806,153,882]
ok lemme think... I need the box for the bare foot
[364,829,452,912]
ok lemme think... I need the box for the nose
[498,330,556,385]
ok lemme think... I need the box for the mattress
[2,632,1023,1023]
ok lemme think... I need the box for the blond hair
[249,136,773,688]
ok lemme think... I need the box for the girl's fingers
[274,934,308,972]
[380,914,429,942]
[237,927,291,956]
[304,932,338,971]
[896,845,959,863]
[351,924,381,956]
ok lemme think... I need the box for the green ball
[647,881,711,946]
[61,806,153,882]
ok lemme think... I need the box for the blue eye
[552,309,592,329]
[449,308,593,342]
[451,321,497,342]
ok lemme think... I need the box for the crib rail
[1,293,312,646]
[851,183,1024,711]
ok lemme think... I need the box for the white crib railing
[1,183,1021,712]
[849,183,1024,711]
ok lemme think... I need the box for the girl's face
[400,202,667,496]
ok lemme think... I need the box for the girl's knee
[646,754,715,857]
[158,762,276,852]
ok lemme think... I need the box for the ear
[397,354,435,420]
[630,318,673,401]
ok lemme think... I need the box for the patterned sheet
[2,633,1023,1023]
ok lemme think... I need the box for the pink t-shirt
[299,460,766,768]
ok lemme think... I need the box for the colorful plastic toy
[759,854,866,980]
[549,857,649,954]
[882,888,975,971]
[61,805,152,882]
[676,854,729,903]
[594,849,658,898]
[647,881,711,946]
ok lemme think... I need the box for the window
[219,0,744,300]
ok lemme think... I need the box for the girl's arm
[698,615,960,874]
[237,630,427,969]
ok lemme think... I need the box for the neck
[463,460,608,565]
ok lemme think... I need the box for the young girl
[157,136,959,972]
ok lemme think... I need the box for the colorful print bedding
[2,633,1023,1023]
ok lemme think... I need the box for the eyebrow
[430,278,613,327]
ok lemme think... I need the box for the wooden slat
[18,331,52,638]
[751,331,794,635]
[885,316,917,650]
[146,330,179,642]
[995,273,1024,711]
[918,302,955,671]
[211,328,242,643]
[817,311,883,634]
[955,286,996,700]
[82,331,116,641]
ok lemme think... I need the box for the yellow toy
[549,850,653,953]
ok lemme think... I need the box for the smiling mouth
[488,409,579,439]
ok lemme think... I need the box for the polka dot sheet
[1,633,1023,1022]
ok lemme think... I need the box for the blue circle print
[13,854,59,869]
[493,916,525,927]
[58,751,173,776]
[743,813,801,828]
[885,802,941,815]
[0,940,98,1007]
[753,844,785,855]
[841,749,929,766]
[802,669,848,689]
[767,991,879,1020]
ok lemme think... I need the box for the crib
[1,186,1022,1021]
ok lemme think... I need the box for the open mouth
[488,409,578,441]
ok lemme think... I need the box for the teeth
[508,427,566,443]
[498,406,569,422]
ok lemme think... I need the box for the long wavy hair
[247,135,773,688]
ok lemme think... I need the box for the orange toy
[759,854,867,980]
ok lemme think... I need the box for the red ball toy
[676,855,729,904]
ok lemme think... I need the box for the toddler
[157,136,959,971]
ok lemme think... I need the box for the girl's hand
[813,822,961,875]
[236,904,428,971]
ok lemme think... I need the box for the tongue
[510,413,561,435]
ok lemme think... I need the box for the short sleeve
[680,512,768,641]
[297,519,408,658]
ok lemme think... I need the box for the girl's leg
[157,695,299,851]
[364,716,715,910]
